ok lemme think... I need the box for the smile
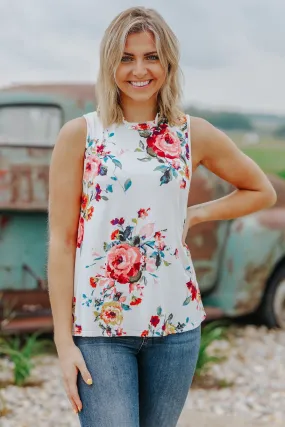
[128,80,153,88]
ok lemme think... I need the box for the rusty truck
[1,83,285,333]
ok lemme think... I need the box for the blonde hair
[96,6,184,128]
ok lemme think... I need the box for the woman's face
[115,31,166,104]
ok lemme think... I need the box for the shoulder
[187,115,227,167]
[189,115,214,139]
[58,116,87,140]
[189,115,245,167]
[53,116,87,158]
[189,115,222,149]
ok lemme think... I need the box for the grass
[226,132,285,178]
[242,145,285,175]
[0,332,55,387]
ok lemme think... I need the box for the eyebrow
[123,51,158,56]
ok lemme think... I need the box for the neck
[120,97,158,123]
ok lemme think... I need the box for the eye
[147,55,159,61]
[121,56,132,62]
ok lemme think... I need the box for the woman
[48,6,276,427]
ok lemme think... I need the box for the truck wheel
[257,265,285,329]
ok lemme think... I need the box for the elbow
[262,186,277,209]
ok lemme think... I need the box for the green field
[227,132,285,179]
[242,145,285,177]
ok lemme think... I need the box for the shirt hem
[72,314,206,338]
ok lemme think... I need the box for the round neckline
[122,112,159,129]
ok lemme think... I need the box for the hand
[56,342,93,414]
[182,206,202,244]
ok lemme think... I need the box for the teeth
[130,80,150,87]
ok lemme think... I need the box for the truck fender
[203,208,285,317]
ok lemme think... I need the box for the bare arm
[183,117,277,239]
[48,117,86,346]
[48,117,92,413]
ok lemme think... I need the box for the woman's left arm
[184,117,277,235]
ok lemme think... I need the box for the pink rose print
[106,243,142,284]
[84,154,101,182]
[138,223,155,239]
[77,217,84,248]
[145,258,156,272]
[147,124,182,159]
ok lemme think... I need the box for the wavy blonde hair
[96,6,184,128]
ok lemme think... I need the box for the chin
[129,93,155,102]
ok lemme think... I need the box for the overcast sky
[1,0,285,114]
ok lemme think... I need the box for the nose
[132,59,148,78]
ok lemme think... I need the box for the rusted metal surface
[204,207,285,316]
[0,84,96,210]
[0,290,52,334]
[0,85,95,334]
[0,148,51,210]
[186,167,231,292]
[1,289,50,311]
[0,83,96,109]
[1,315,53,334]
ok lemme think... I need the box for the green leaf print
[139,130,152,138]
[121,304,131,311]
[138,157,152,162]
[103,241,110,252]
[101,196,109,201]
[146,146,156,157]
[135,148,143,152]
[160,168,172,185]
[157,306,162,316]
[172,169,178,178]
[157,157,165,164]
[153,165,168,171]
[163,260,171,266]
[132,236,140,246]
[132,218,138,224]
[139,140,145,149]
[183,296,191,306]
[155,254,161,267]
[179,154,187,165]
[112,158,122,169]
[124,179,132,191]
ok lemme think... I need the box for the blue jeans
[73,325,201,427]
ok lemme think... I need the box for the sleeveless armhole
[83,111,97,148]
[186,114,193,181]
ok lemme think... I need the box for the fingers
[60,349,93,414]
[77,359,93,386]
[63,365,82,414]
[66,388,81,414]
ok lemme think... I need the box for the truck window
[0,105,61,146]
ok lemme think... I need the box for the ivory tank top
[72,111,206,337]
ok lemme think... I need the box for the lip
[128,79,153,89]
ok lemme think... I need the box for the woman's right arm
[48,117,92,414]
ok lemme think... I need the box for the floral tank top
[72,111,206,337]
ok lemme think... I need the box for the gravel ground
[0,325,284,426]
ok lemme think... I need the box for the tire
[257,264,285,329]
